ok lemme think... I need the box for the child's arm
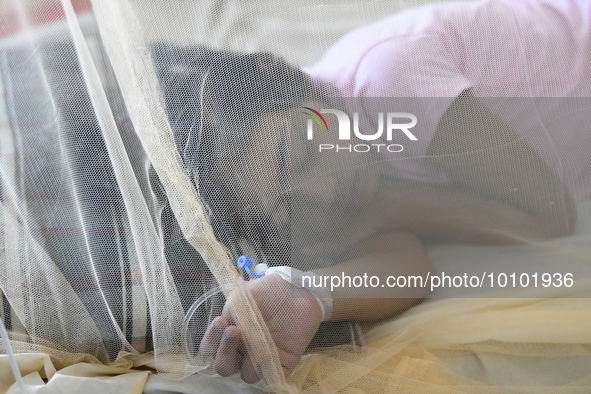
[426,89,576,239]
[362,90,577,245]
[315,232,432,321]
[369,178,573,244]
[200,232,432,382]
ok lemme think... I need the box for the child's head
[154,44,378,264]
[153,44,311,257]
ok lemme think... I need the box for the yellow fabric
[286,275,591,393]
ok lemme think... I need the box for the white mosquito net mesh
[2,0,591,392]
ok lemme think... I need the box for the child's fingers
[215,325,243,377]
[239,352,260,384]
[200,316,228,358]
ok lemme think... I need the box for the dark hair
[152,43,313,260]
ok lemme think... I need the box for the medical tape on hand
[265,266,333,322]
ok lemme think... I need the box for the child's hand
[200,273,322,383]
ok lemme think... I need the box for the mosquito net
[2,0,591,392]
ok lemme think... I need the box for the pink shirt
[304,0,591,201]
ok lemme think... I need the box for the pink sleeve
[352,34,473,184]
[354,34,473,158]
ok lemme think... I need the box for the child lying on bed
[183,0,591,383]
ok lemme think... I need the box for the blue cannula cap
[237,255,264,278]
[237,255,253,269]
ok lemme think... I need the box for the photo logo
[304,108,417,153]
